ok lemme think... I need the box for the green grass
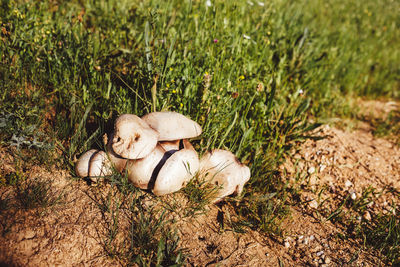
[89,173,186,266]
[15,177,64,212]
[181,174,219,217]
[315,185,400,265]
[363,109,400,144]
[0,0,399,264]
[358,206,400,265]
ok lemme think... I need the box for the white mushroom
[126,140,198,192]
[142,111,202,141]
[87,146,129,178]
[104,132,128,173]
[199,149,250,202]
[158,139,194,151]
[125,145,165,189]
[111,114,159,159]
[75,149,99,177]
[88,151,113,177]
[153,148,199,196]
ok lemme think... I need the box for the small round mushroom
[88,151,113,177]
[75,149,99,177]
[153,148,199,196]
[141,111,202,141]
[199,149,250,202]
[111,114,159,159]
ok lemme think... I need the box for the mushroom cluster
[75,111,250,201]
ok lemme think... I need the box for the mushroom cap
[111,114,159,159]
[88,151,113,177]
[126,140,196,190]
[199,149,251,202]
[153,148,200,196]
[141,111,202,141]
[75,149,99,177]
[126,145,165,189]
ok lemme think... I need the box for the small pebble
[308,166,316,174]
[329,185,336,193]
[25,229,36,239]
[309,175,318,186]
[309,200,319,209]
[319,164,326,172]
[284,237,292,248]
[363,211,371,221]
[324,257,331,264]
[309,235,315,241]
[316,251,324,257]
[350,191,357,200]
[345,180,353,188]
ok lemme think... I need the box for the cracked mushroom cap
[141,111,202,141]
[199,149,251,202]
[111,114,159,159]
[75,149,99,177]
[152,148,199,196]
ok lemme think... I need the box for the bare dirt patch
[280,123,400,266]
[0,169,117,266]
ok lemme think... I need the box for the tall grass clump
[91,174,186,266]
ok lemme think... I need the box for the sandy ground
[0,101,399,266]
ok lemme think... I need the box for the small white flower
[205,0,212,7]
[257,1,265,6]
[243,34,251,39]
[298,89,304,94]
[247,1,254,6]
[223,18,228,26]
